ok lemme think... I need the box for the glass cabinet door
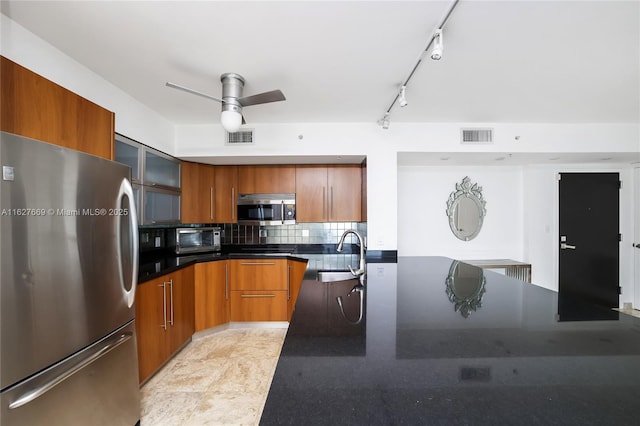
[144,188,181,224]
[114,135,141,182]
[144,150,180,189]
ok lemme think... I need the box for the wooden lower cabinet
[135,266,194,383]
[194,261,230,331]
[136,258,306,381]
[230,291,288,322]
[229,258,308,322]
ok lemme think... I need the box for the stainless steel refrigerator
[0,131,141,425]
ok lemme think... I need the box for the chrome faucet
[336,229,366,277]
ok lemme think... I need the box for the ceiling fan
[166,73,286,133]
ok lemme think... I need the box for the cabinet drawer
[230,290,288,322]
[229,259,287,290]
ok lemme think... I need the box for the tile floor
[140,327,286,426]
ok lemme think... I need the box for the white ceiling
[2,0,639,129]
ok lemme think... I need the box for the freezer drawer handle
[8,332,133,410]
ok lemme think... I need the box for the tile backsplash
[219,222,367,246]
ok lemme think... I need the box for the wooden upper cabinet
[182,162,215,224]
[238,165,296,194]
[214,166,238,223]
[1,56,114,160]
[295,165,362,222]
[295,166,329,222]
[327,165,362,222]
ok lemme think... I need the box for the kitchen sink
[316,270,358,283]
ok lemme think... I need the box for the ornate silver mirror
[445,260,486,318]
[446,176,487,241]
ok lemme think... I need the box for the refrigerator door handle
[116,178,139,308]
[8,332,133,410]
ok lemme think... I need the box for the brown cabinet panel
[230,291,288,322]
[295,165,362,222]
[214,166,238,223]
[135,267,194,384]
[287,260,308,321]
[229,259,287,291]
[1,56,114,160]
[135,277,170,383]
[328,165,362,222]
[194,261,230,331]
[238,165,296,194]
[168,266,195,353]
[295,166,329,222]
[182,162,215,223]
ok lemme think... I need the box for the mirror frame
[446,176,487,241]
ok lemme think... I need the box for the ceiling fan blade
[166,82,223,103]
[238,90,286,107]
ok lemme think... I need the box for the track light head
[399,86,408,108]
[377,113,390,129]
[430,29,443,60]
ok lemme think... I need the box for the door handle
[561,243,576,250]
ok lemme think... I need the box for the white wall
[397,166,523,259]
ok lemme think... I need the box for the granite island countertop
[260,256,640,425]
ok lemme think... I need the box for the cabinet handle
[159,282,167,330]
[231,187,235,219]
[240,262,276,266]
[225,262,229,300]
[322,187,326,220]
[287,264,291,301]
[168,279,174,326]
[210,187,214,220]
[330,186,334,220]
[240,294,276,298]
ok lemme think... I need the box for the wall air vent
[461,128,494,144]
[225,129,255,145]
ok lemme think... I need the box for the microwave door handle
[281,201,285,224]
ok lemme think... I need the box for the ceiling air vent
[225,129,255,146]
[461,128,493,144]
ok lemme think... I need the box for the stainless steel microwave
[237,194,295,225]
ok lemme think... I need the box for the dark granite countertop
[138,244,396,284]
[260,256,640,425]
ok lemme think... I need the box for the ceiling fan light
[220,110,242,133]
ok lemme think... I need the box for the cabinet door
[229,259,287,291]
[1,56,114,160]
[194,261,230,331]
[238,165,296,194]
[230,291,288,322]
[168,266,194,354]
[135,277,170,383]
[295,166,328,222]
[287,260,308,321]
[182,162,215,224]
[328,165,362,222]
[214,166,238,223]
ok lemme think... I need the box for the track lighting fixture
[399,86,408,107]
[430,29,443,60]
[377,113,390,129]
[377,0,459,129]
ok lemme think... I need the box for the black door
[558,173,620,320]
